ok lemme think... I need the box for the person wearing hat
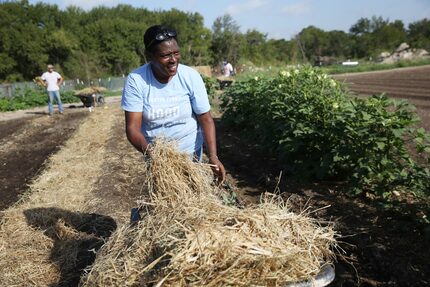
[41,64,64,115]
[121,24,225,184]
[222,59,234,77]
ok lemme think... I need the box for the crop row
[221,67,430,197]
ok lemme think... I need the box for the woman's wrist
[209,154,218,160]
[141,143,151,153]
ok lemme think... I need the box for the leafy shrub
[0,88,79,112]
[221,67,430,196]
[201,74,218,99]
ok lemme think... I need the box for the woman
[121,25,225,183]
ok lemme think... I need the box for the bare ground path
[0,103,142,286]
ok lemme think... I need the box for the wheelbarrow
[74,87,106,110]
[284,264,335,287]
[216,76,235,90]
[76,93,105,108]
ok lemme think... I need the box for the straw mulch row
[81,140,338,286]
[0,107,119,286]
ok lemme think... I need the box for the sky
[27,0,430,40]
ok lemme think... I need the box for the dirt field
[0,66,429,286]
[0,110,89,210]
[333,65,430,132]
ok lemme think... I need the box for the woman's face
[150,39,181,83]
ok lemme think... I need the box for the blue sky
[28,0,430,39]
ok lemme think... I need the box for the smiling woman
[121,25,226,184]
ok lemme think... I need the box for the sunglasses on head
[147,30,177,49]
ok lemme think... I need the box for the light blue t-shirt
[121,63,210,156]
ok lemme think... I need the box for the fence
[0,76,126,98]
[0,66,213,98]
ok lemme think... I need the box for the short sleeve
[189,72,210,115]
[121,74,144,112]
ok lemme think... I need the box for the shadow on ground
[24,207,117,287]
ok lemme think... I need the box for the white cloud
[281,1,311,16]
[225,0,269,15]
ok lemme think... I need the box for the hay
[0,108,119,286]
[33,76,45,88]
[82,140,337,286]
[75,87,107,96]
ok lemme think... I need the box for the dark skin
[125,38,226,183]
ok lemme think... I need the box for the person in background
[222,59,234,77]
[41,64,64,115]
[121,24,226,184]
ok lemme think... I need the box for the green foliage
[210,14,243,65]
[221,67,430,197]
[0,88,79,112]
[222,191,238,206]
[349,16,407,58]
[0,1,429,82]
[296,26,329,61]
[160,9,212,66]
[408,18,430,51]
[200,74,218,99]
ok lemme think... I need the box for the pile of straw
[75,87,107,96]
[82,140,337,286]
[33,76,45,88]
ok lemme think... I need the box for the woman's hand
[209,155,226,185]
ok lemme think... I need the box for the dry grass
[82,140,337,287]
[0,107,338,286]
[74,87,107,96]
[0,106,118,286]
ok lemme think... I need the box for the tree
[85,18,141,77]
[265,39,301,65]
[1,1,429,82]
[372,19,406,54]
[241,29,267,65]
[295,26,329,62]
[326,30,353,58]
[349,16,407,58]
[408,18,430,51]
[350,17,372,35]
[211,14,243,67]
[159,9,212,66]
[0,0,54,81]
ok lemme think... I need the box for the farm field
[333,65,430,132]
[0,66,429,286]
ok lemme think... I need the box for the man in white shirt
[41,64,64,115]
[222,60,234,77]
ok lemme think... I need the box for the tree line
[1,0,429,82]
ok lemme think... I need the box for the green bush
[0,88,80,112]
[221,67,430,197]
[201,74,218,99]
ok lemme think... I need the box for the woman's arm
[125,111,150,153]
[197,111,226,184]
